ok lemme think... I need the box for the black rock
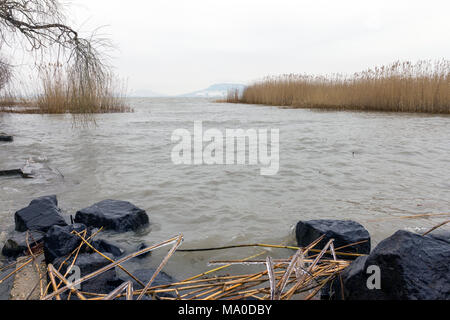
[296,220,371,257]
[118,268,177,299]
[320,275,345,300]
[136,243,152,259]
[129,268,176,287]
[74,200,149,232]
[0,169,23,177]
[43,224,90,264]
[340,230,450,300]
[53,253,120,295]
[1,230,45,258]
[14,195,67,232]
[90,239,124,257]
[0,135,13,142]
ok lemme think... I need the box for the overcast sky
[63,0,450,95]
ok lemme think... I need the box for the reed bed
[230,60,450,114]
[0,94,20,108]
[0,65,131,115]
[35,64,132,114]
[0,93,35,112]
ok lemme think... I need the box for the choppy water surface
[1,98,449,278]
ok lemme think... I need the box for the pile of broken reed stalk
[0,229,359,300]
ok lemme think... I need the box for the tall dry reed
[36,64,131,114]
[231,60,450,114]
[0,92,30,111]
[0,94,16,107]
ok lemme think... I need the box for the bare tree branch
[0,0,111,89]
[0,56,11,90]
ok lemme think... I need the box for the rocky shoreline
[295,219,450,300]
[1,195,449,300]
[1,196,175,300]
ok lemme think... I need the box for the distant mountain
[178,83,246,98]
[128,89,168,97]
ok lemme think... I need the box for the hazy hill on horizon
[178,83,246,98]
[128,83,246,98]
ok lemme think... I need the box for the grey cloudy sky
[66,0,450,95]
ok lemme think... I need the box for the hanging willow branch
[0,56,11,90]
[0,0,110,91]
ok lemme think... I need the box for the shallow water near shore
[1,97,450,279]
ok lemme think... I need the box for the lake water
[1,98,449,278]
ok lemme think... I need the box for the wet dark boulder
[90,239,124,258]
[135,243,152,259]
[74,200,149,232]
[296,220,371,257]
[14,195,67,233]
[0,135,13,142]
[126,268,176,287]
[43,224,90,264]
[0,169,23,177]
[118,268,177,299]
[53,253,120,295]
[1,230,45,259]
[340,230,450,300]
